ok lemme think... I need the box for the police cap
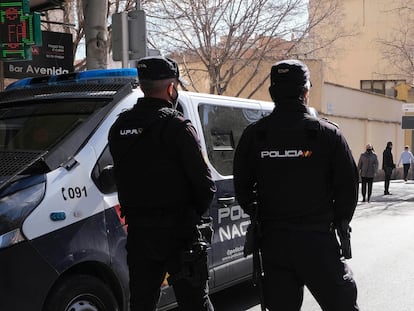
[270,59,310,87]
[137,56,180,81]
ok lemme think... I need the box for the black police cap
[270,59,310,87]
[137,56,180,81]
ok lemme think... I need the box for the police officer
[108,56,216,311]
[234,59,360,310]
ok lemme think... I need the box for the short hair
[139,78,176,95]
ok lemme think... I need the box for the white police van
[0,68,315,310]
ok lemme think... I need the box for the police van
[0,68,314,310]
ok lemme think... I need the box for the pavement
[245,178,414,311]
[357,179,414,207]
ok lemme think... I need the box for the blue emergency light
[6,68,138,90]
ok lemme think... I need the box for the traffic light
[128,10,147,60]
[112,10,147,62]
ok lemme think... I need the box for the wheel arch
[43,260,127,311]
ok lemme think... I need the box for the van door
[194,98,265,288]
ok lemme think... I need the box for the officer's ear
[167,82,178,98]
[167,82,173,96]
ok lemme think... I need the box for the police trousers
[260,228,359,311]
[126,226,213,311]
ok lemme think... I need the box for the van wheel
[44,274,119,311]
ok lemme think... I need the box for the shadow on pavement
[209,280,260,311]
[354,180,414,219]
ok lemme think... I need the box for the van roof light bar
[6,68,138,90]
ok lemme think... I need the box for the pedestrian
[108,56,216,311]
[357,143,378,202]
[397,145,414,182]
[234,59,360,311]
[382,141,396,195]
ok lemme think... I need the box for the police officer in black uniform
[108,56,216,311]
[234,59,360,311]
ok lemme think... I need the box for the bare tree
[376,1,414,83]
[143,0,352,97]
[38,0,352,91]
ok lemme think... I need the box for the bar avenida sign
[2,31,74,79]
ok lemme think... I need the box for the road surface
[210,180,414,311]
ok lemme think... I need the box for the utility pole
[83,0,108,69]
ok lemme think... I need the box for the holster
[168,218,212,287]
[244,221,260,257]
[243,202,260,257]
[197,216,214,244]
[168,240,209,288]
[336,220,352,259]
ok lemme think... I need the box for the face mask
[169,84,179,109]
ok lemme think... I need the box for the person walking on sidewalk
[357,143,378,202]
[397,145,414,182]
[382,141,396,195]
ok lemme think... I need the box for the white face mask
[169,84,179,109]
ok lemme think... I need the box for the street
[209,180,414,311]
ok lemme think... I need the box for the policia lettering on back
[234,59,360,311]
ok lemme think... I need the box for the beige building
[305,0,413,173]
[319,0,407,89]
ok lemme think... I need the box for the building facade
[306,0,413,172]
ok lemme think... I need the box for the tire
[44,274,119,311]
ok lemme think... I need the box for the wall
[313,0,405,88]
[321,82,404,166]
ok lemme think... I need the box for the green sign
[0,0,42,61]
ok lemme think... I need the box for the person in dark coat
[234,59,360,311]
[357,143,378,202]
[382,141,395,195]
[108,56,216,311]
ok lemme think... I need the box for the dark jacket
[108,97,216,228]
[382,146,395,171]
[233,102,359,228]
[358,151,378,178]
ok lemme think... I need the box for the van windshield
[0,100,107,152]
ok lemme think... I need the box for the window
[92,145,116,194]
[360,80,405,97]
[198,103,266,176]
[0,100,107,151]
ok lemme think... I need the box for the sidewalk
[357,179,414,206]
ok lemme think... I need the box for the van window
[0,100,107,151]
[198,103,263,176]
[92,145,116,194]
